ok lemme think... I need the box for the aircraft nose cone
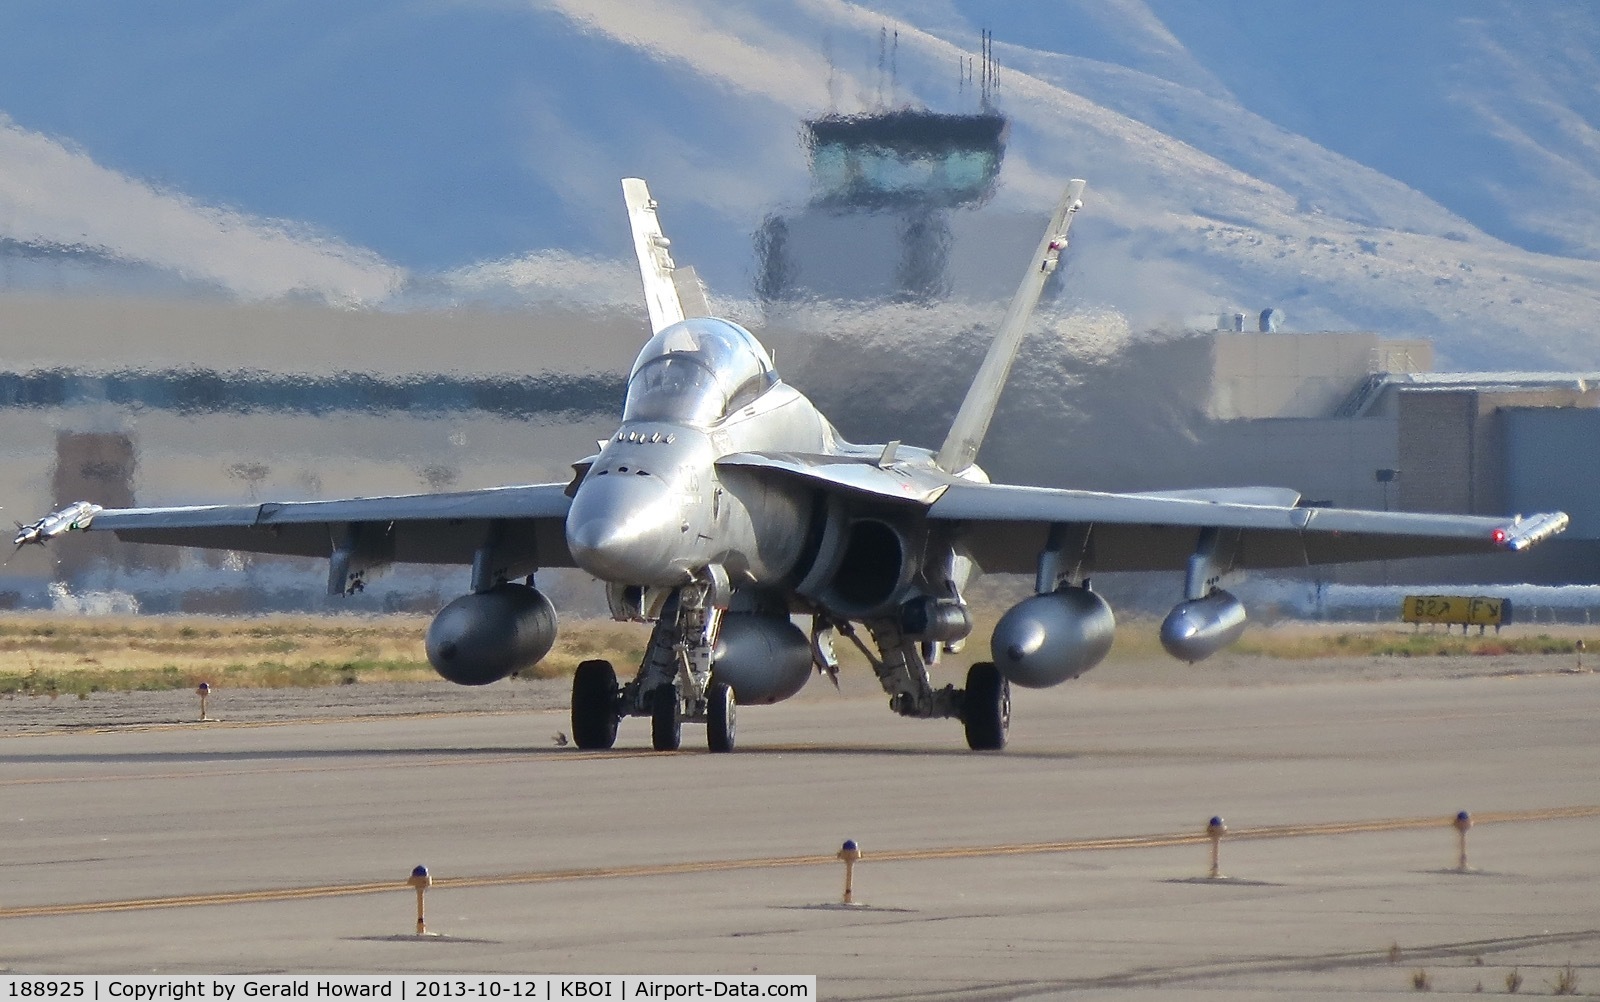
[566,472,684,584]
[566,517,659,580]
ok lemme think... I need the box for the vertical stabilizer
[622,178,687,335]
[673,265,712,320]
[934,179,1086,474]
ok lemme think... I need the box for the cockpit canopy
[623,317,778,426]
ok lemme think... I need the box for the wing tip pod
[1498,511,1569,551]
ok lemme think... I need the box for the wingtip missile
[12,500,102,548]
[1496,511,1568,551]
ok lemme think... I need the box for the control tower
[755,45,1011,305]
[803,108,1007,211]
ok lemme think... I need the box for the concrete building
[3,290,1598,610]
[1183,323,1600,584]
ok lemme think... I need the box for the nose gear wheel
[571,659,621,750]
[650,684,682,751]
[706,681,736,752]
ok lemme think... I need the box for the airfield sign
[1401,594,1511,627]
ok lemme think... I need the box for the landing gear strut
[612,578,728,751]
[832,615,1006,751]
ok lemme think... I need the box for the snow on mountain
[1,1,1598,367]
[0,114,401,304]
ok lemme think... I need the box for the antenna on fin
[621,178,688,335]
[934,179,1087,475]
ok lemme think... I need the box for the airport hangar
[1,292,1597,613]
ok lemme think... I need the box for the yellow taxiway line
[3,804,1595,920]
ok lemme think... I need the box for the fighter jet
[26,178,1568,752]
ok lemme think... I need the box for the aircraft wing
[928,481,1567,574]
[717,453,1567,573]
[45,483,576,592]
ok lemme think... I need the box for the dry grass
[0,614,647,696]
[1229,622,1596,660]
[2,612,1594,696]
[1080,618,1598,665]
[1550,963,1579,995]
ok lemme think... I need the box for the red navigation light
[1492,527,1508,545]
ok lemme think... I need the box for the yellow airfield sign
[1401,595,1512,627]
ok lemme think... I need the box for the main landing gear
[838,616,1010,751]
[961,662,1010,751]
[570,597,1005,753]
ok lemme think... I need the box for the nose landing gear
[706,681,737,752]
[650,684,682,751]
[572,578,739,752]
[571,659,622,750]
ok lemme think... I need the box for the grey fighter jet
[24,178,1568,752]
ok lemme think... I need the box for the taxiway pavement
[3,669,1598,999]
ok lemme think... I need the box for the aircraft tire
[962,661,1010,751]
[651,684,682,751]
[706,682,737,753]
[571,659,620,750]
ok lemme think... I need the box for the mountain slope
[0,1,1598,367]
